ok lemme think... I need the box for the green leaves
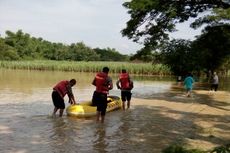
[122,0,230,47]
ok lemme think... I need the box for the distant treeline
[0,30,129,61]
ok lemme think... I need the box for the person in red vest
[52,79,77,117]
[116,69,134,110]
[92,67,113,123]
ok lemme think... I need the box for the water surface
[0,69,229,153]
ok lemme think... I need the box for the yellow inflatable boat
[66,95,122,117]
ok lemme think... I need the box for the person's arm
[92,78,96,86]
[107,77,113,90]
[129,80,134,90]
[66,85,78,105]
[116,79,121,89]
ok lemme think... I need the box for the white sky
[0,0,202,55]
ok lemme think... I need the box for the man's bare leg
[59,109,64,117]
[122,101,126,110]
[53,107,58,116]
[127,101,130,109]
[96,111,100,122]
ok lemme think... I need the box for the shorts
[52,91,65,109]
[92,91,107,116]
[121,90,132,102]
[211,84,218,91]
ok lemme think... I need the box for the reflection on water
[0,69,230,153]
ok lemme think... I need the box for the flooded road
[0,69,229,153]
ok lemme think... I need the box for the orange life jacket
[119,73,130,89]
[53,80,69,98]
[95,72,109,94]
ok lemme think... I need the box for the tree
[161,39,194,76]
[161,24,230,76]
[122,0,230,48]
[68,42,100,61]
[191,24,230,73]
[94,48,129,61]
[0,38,19,60]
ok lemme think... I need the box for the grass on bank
[0,60,171,75]
[162,144,230,153]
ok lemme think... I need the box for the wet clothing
[53,80,74,98]
[116,72,133,102]
[92,72,112,94]
[92,72,113,115]
[117,73,133,90]
[52,90,65,109]
[121,90,132,102]
[184,76,194,90]
[52,80,74,108]
[119,73,131,89]
[92,91,107,116]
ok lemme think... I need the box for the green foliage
[192,24,230,72]
[162,144,230,153]
[94,47,129,61]
[191,8,230,29]
[67,42,100,61]
[0,30,129,61]
[162,145,205,153]
[211,144,230,153]
[0,38,19,60]
[161,39,193,76]
[122,0,230,75]
[122,0,230,47]
[158,24,230,76]
[0,60,171,75]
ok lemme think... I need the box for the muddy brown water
[0,69,229,153]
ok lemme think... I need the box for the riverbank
[131,89,230,152]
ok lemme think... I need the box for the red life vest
[119,73,130,89]
[95,72,109,94]
[53,80,69,98]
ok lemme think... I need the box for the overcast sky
[0,0,202,54]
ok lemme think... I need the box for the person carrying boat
[116,69,133,110]
[92,67,113,123]
[52,79,77,117]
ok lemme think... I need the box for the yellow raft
[66,95,122,117]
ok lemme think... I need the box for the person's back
[184,76,194,89]
[212,73,219,85]
[92,67,113,123]
[52,79,77,117]
[184,73,194,97]
[210,72,219,91]
[116,69,133,110]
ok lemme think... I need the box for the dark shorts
[121,90,132,102]
[52,91,65,109]
[92,91,107,116]
[211,84,218,91]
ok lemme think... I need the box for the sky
[0,0,202,55]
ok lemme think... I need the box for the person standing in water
[52,79,77,117]
[116,69,134,110]
[183,73,195,97]
[92,67,113,123]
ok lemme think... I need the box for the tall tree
[191,24,230,73]
[161,39,193,76]
[122,0,230,47]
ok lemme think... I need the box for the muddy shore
[131,88,230,151]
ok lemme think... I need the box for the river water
[0,69,229,153]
